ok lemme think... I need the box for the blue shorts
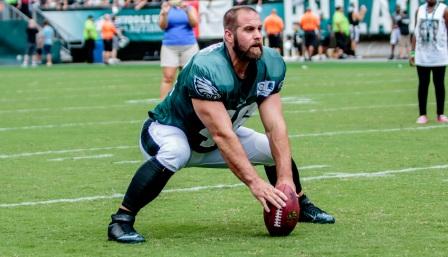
[26,43,36,56]
[43,44,52,55]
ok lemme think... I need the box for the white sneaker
[416,115,428,124]
[436,115,448,123]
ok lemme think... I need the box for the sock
[116,208,135,217]
[264,158,303,194]
[121,158,174,214]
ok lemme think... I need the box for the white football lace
[273,208,283,227]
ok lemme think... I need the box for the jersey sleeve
[257,49,286,103]
[186,62,224,101]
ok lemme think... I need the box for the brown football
[263,184,300,236]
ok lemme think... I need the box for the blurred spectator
[42,20,54,66]
[17,0,31,17]
[110,15,122,64]
[283,34,293,59]
[22,19,39,67]
[292,22,305,61]
[397,9,410,59]
[348,2,367,57]
[0,0,5,17]
[317,13,331,60]
[101,14,117,64]
[300,7,320,61]
[263,8,284,54]
[83,15,97,63]
[36,31,44,64]
[332,6,349,59]
[5,0,18,8]
[158,0,199,99]
[389,4,401,60]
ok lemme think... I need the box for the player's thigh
[140,120,191,172]
[187,127,274,168]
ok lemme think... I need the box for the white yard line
[48,154,113,162]
[125,98,161,104]
[284,103,417,113]
[289,124,448,138]
[0,104,133,114]
[113,160,141,164]
[0,120,141,132]
[1,125,447,159]
[1,164,446,208]
[0,146,133,159]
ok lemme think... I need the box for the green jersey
[149,43,286,153]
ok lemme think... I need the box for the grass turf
[0,62,447,257]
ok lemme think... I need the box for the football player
[108,5,335,244]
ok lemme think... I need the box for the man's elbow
[211,130,234,146]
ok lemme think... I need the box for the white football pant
[139,121,275,172]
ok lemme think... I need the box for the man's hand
[248,178,288,213]
[276,178,296,198]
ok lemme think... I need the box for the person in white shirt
[410,0,448,124]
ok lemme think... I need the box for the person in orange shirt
[101,14,117,65]
[263,8,284,54]
[300,7,320,61]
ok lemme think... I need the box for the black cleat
[108,213,145,243]
[298,195,335,224]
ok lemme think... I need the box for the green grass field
[0,62,447,257]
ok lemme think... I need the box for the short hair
[43,20,49,26]
[223,5,258,32]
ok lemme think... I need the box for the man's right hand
[248,178,288,213]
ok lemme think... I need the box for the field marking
[1,164,446,208]
[0,104,134,114]
[284,103,417,113]
[0,146,133,159]
[0,101,416,116]
[48,154,113,162]
[1,124,447,159]
[0,103,438,133]
[0,120,141,132]
[289,124,448,138]
[0,88,413,104]
[125,98,161,104]
[113,160,141,164]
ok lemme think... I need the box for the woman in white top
[411,0,448,124]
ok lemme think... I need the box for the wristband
[410,50,415,57]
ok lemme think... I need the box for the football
[263,184,300,236]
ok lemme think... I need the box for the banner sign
[42,0,430,43]
[114,8,164,41]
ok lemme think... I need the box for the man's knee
[157,142,191,172]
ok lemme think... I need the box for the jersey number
[198,103,257,148]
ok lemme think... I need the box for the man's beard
[233,36,263,62]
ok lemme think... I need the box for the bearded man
[107,5,335,244]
